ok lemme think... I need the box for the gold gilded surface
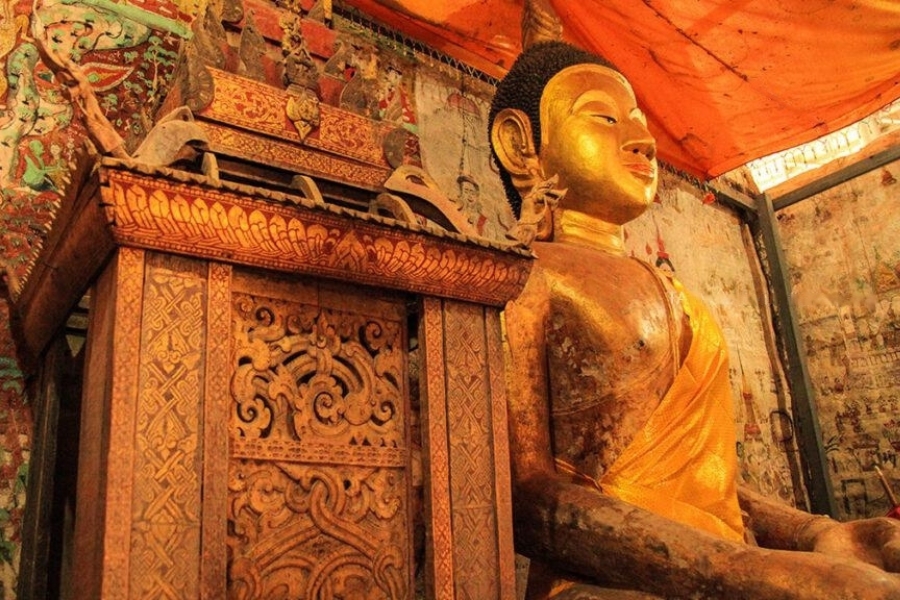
[203,122,391,190]
[130,253,207,599]
[199,68,299,142]
[202,261,232,600]
[229,292,407,466]
[443,300,500,599]
[99,165,531,307]
[419,298,514,600]
[539,65,656,227]
[104,248,146,599]
[313,104,393,168]
[419,298,455,600]
[596,279,743,542]
[199,68,395,168]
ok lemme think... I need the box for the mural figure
[453,172,512,239]
[377,64,415,130]
[1,0,186,204]
[490,40,900,599]
[339,43,380,118]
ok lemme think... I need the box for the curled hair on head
[488,41,616,218]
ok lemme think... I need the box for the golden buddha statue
[489,41,900,599]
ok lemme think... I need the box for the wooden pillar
[419,298,516,600]
[17,337,68,600]
[73,250,222,598]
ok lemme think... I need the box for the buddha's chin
[615,194,654,224]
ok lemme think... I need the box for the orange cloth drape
[343,0,900,178]
[597,278,744,542]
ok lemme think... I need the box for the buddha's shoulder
[532,247,652,293]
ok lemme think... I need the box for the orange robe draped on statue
[595,277,744,543]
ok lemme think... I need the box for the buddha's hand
[723,546,900,599]
[800,515,900,572]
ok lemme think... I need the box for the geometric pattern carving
[227,290,411,599]
[442,301,499,600]
[202,261,233,598]
[419,298,515,600]
[204,122,391,191]
[419,298,454,600]
[131,254,207,599]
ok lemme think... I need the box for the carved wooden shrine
[17,152,530,598]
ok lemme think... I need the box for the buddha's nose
[623,121,656,161]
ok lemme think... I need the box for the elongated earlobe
[490,108,539,178]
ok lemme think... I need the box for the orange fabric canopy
[343,0,900,178]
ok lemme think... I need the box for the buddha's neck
[553,208,626,255]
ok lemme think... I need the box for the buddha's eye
[592,114,617,124]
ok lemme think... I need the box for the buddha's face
[538,64,658,225]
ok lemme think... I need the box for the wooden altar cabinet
[16,157,532,599]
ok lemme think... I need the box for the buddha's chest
[540,252,682,415]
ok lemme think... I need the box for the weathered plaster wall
[777,160,900,520]
[0,0,801,596]
[0,303,27,600]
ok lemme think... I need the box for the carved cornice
[100,161,531,302]
[17,158,532,361]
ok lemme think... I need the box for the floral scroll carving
[230,294,404,448]
[228,291,411,599]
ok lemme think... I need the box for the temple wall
[0,0,834,595]
[776,159,900,520]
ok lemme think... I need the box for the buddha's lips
[625,162,656,179]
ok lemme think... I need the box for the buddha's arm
[737,484,833,550]
[739,484,900,572]
[504,270,900,598]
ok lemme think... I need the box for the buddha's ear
[491,108,539,177]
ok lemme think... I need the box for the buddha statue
[489,40,900,599]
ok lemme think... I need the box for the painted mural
[415,66,515,242]
[777,160,900,521]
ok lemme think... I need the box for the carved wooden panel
[203,122,391,190]
[202,261,232,599]
[71,247,130,600]
[198,68,396,168]
[227,274,412,599]
[22,162,527,599]
[73,249,214,600]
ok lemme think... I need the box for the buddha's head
[489,41,658,226]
